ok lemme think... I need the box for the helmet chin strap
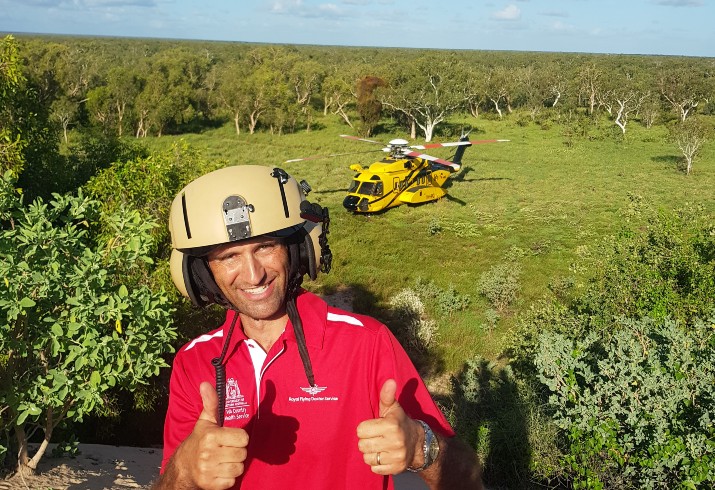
[286,241,316,388]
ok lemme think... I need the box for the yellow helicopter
[287,133,509,213]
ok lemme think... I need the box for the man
[152,165,482,490]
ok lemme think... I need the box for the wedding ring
[376,452,381,465]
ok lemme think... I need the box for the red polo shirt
[161,289,454,489]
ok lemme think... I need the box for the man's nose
[242,254,266,284]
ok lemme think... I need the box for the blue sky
[1,0,713,57]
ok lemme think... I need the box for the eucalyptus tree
[287,58,325,132]
[134,48,211,136]
[215,58,288,135]
[463,63,486,118]
[483,66,510,119]
[381,54,468,141]
[50,95,78,143]
[670,117,709,175]
[578,62,603,116]
[541,60,574,109]
[88,66,143,137]
[322,64,363,129]
[658,63,705,122]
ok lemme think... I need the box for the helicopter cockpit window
[348,180,360,193]
[357,182,381,196]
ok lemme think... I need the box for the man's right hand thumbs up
[198,381,220,425]
[164,381,249,490]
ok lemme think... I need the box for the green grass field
[141,113,715,373]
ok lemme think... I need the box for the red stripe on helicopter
[405,151,461,172]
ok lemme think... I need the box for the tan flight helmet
[168,165,332,308]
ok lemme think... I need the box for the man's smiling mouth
[243,284,269,295]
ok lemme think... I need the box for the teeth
[244,285,268,295]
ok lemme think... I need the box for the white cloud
[492,4,521,21]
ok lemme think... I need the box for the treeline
[11,34,715,145]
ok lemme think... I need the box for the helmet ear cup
[170,249,229,308]
[300,229,318,280]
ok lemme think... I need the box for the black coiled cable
[212,311,239,427]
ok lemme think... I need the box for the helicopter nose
[343,195,360,211]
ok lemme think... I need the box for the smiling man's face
[207,236,290,323]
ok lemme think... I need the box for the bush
[388,288,438,351]
[535,314,715,489]
[477,263,521,313]
[413,277,471,316]
[506,205,715,489]
[574,205,715,329]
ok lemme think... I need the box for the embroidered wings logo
[300,385,327,396]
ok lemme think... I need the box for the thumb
[378,379,399,418]
[198,381,219,425]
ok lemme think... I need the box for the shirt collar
[220,289,327,351]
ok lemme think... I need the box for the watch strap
[406,420,437,473]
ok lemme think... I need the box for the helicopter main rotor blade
[410,139,510,150]
[285,149,383,163]
[339,134,383,145]
[404,151,461,172]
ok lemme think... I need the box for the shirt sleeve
[369,323,455,437]
[160,351,204,472]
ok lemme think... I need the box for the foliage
[356,76,386,137]
[0,185,176,471]
[573,204,715,330]
[85,141,221,263]
[0,35,26,179]
[668,117,710,175]
[535,314,715,489]
[477,262,521,313]
[413,277,471,316]
[388,288,438,352]
[506,205,715,488]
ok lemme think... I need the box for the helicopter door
[393,177,400,191]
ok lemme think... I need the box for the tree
[605,70,650,135]
[382,56,467,141]
[2,37,63,202]
[658,66,704,122]
[578,63,603,116]
[483,66,509,120]
[1,35,26,179]
[322,67,358,128]
[670,117,709,175]
[288,59,324,132]
[356,75,386,137]
[50,95,79,143]
[0,188,176,475]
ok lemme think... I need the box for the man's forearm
[151,455,197,490]
[419,434,483,490]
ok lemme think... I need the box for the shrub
[413,277,471,316]
[388,288,438,351]
[477,263,521,313]
[535,314,715,489]
[0,188,176,474]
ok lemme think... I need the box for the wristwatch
[406,420,440,472]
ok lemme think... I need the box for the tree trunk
[490,98,503,119]
[234,113,241,135]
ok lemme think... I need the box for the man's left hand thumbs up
[356,379,422,475]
